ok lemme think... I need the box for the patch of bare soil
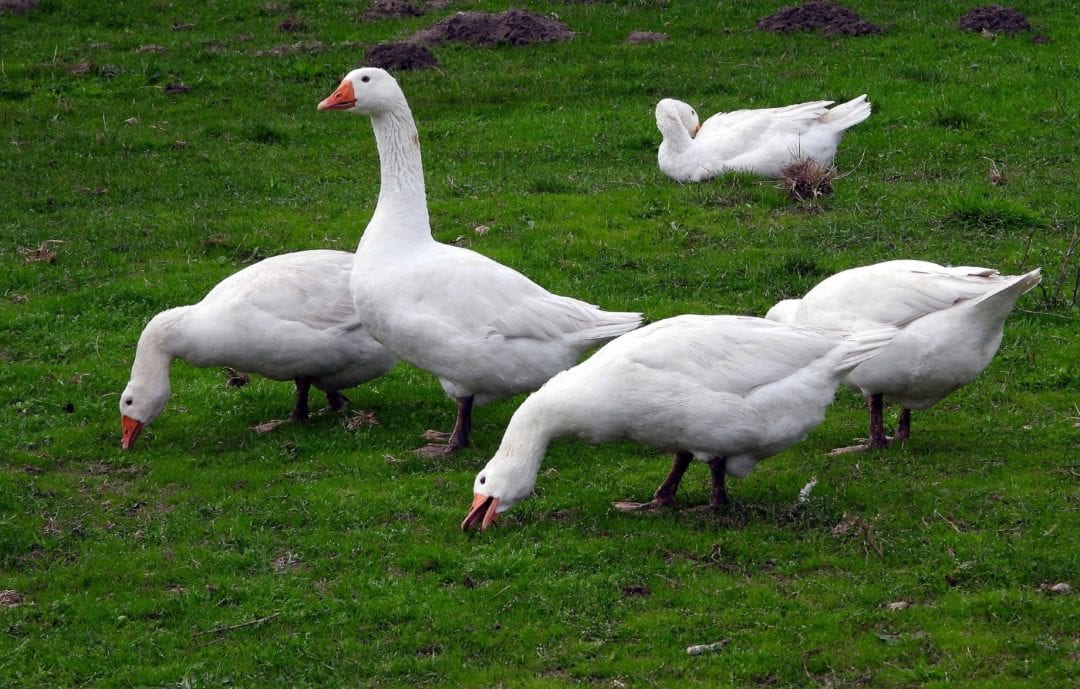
[957,5,1030,34]
[363,0,424,21]
[411,8,574,47]
[758,1,883,36]
[0,0,38,14]
[626,30,668,44]
[277,15,306,32]
[364,42,440,70]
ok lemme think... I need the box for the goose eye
[479,476,486,485]
[361,75,370,83]
[125,399,133,406]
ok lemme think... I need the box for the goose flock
[121,67,1040,533]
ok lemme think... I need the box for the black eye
[361,76,370,83]
[125,399,133,406]
[479,476,486,485]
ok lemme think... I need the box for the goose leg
[708,457,729,508]
[829,393,889,455]
[894,408,911,442]
[325,389,349,412]
[613,451,693,512]
[416,396,473,457]
[291,377,313,421]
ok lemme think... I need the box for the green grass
[1,1,1078,687]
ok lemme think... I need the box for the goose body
[119,249,397,448]
[656,95,871,182]
[319,68,642,455]
[462,315,896,530]
[765,260,1041,451]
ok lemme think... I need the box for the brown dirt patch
[780,159,836,202]
[758,1,883,36]
[277,15,306,32]
[0,590,24,607]
[957,5,1030,35]
[364,42,440,71]
[364,0,425,21]
[0,0,38,14]
[626,31,669,44]
[411,9,574,47]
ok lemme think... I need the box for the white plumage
[462,315,896,530]
[765,259,1041,452]
[318,68,642,456]
[655,95,871,182]
[119,250,397,448]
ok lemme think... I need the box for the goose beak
[121,415,144,450]
[691,124,701,137]
[461,493,500,532]
[318,80,356,111]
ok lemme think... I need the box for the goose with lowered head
[119,249,397,449]
[318,67,642,456]
[461,315,897,531]
[765,259,1041,453]
[655,95,871,182]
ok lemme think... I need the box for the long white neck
[129,308,189,391]
[488,392,566,491]
[362,106,432,247]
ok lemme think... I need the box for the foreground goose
[119,250,397,449]
[318,68,642,456]
[765,260,1041,453]
[655,95,871,182]
[461,315,896,531]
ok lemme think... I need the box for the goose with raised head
[318,68,642,456]
[655,95,871,182]
[119,250,397,449]
[461,315,897,531]
[765,260,1041,453]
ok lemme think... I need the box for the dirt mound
[411,8,574,47]
[626,31,669,44]
[364,42,440,70]
[0,0,38,13]
[957,5,1030,34]
[364,0,424,21]
[758,1,883,36]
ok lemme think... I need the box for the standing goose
[461,315,896,531]
[119,250,398,449]
[318,68,642,456]
[765,260,1041,453]
[655,95,871,182]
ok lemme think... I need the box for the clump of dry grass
[779,159,837,202]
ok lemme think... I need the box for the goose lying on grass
[318,68,642,457]
[119,250,397,449]
[655,95,871,182]
[461,315,896,531]
[765,260,1041,454]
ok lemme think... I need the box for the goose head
[764,299,801,324]
[119,379,170,450]
[460,454,538,532]
[317,67,407,116]
[655,98,701,138]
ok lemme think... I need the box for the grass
[1,1,1078,687]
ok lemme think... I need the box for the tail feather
[968,268,1041,319]
[820,94,871,131]
[578,311,644,344]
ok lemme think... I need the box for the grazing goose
[655,95,871,182]
[318,68,642,456]
[119,250,397,449]
[461,315,896,531]
[765,260,1041,453]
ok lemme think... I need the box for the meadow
[0,1,1077,686]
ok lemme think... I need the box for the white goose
[318,68,642,456]
[461,315,896,531]
[765,260,1041,453]
[119,250,397,449]
[655,95,871,182]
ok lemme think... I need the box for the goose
[119,249,397,449]
[655,95,871,182]
[461,315,897,531]
[318,68,642,457]
[765,260,1041,453]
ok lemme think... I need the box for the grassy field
[1,1,1077,686]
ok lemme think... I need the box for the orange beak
[692,123,701,137]
[461,493,500,532]
[317,80,356,111]
[121,414,144,450]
